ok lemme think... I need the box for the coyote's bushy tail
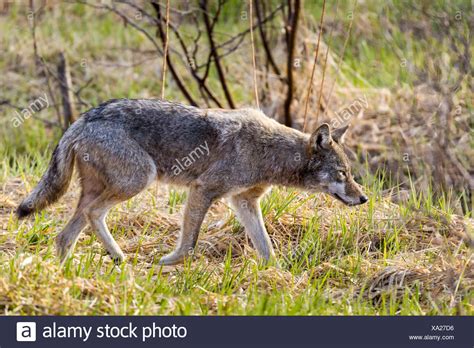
[16,119,84,219]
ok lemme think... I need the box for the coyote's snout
[16,99,367,266]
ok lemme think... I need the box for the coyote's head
[303,124,368,206]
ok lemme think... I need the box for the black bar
[1,316,472,348]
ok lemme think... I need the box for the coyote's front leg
[229,186,275,262]
[159,185,214,265]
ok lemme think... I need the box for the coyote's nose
[359,195,368,204]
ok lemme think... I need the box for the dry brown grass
[1,173,472,315]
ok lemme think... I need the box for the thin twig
[76,0,198,106]
[160,0,170,100]
[29,0,63,128]
[283,0,301,127]
[57,51,77,129]
[315,0,339,127]
[151,6,223,107]
[254,1,281,77]
[200,0,235,108]
[151,1,198,106]
[196,4,284,71]
[76,0,163,54]
[0,99,61,128]
[324,0,356,116]
[302,0,326,132]
[74,77,93,108]
[215,4,284,52]
[249,0,259,109]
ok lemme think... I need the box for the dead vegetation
[1,176,472,315]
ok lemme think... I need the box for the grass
[0,2,472,315]
[0,154,472,315]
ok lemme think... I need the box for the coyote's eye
[338,170,346,180]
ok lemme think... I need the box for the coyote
[17,99,367,265]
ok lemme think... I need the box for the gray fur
[16,99,367,265]
[16,119,83,218]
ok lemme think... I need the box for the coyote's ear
[332,125,349,144]
[310,123,332,150]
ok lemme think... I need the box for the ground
[0,170,472,315]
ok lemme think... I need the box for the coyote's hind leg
[55,198,90,265]
[56,174,104,265]
[72,132,157,264]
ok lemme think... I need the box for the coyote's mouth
[333,193,357,206]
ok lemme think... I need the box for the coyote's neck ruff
[17,99,367,265]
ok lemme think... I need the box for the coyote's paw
[158,250,189,265]
[109,250,125,265]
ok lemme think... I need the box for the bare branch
[29,0,63,128]
[254,1,281,77]
[302,0,326,131]
[152,5,223,107]
[324,0,356,118]
[200,0,235,108]
[73,0,196,105]
[0,99,61,128]
[283,0,300,127]
[249,0,260,108]
[57,51,77,129]
[160,0,170,99]
[151,1,199,106]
